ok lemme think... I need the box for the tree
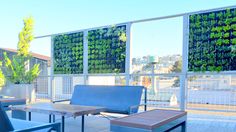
[1,17,40,84]
[170,60,182,87]
[0,62,5,87]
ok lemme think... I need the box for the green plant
[231,38,236,45]
[232,17,236,22]
[209,13,215,19]
[223,25,230,32]
[54,32,83,74]
[216,39,223,46]
[88,25,126,73]
[231,24,236,30]
[224,33,230,38]
[225,18,232,25]
[189,8,236,72]
[1,17,40,84]
[0,62,5,87]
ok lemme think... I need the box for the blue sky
[0,0,236,57]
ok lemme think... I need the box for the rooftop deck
[8,110,236,132]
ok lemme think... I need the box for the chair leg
[81,115,85,132]
[28,112,31,121]
[53,115,56,122]
[49,114,52,123]
[62,116,65,132]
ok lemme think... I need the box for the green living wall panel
[53,32,83,74]
[87,25,126,73]
[189,8,236,72]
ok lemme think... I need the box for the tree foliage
[171,60,182,73]
[0,62,5,87]
[171,60,182,87]
[1,17,40,84]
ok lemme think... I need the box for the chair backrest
[70,85,145,114]
[0,102,14,131]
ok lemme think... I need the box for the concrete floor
[8,111,236,132]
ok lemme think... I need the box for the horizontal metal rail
[35,5,236,39]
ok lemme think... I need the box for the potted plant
[0,17,40,103]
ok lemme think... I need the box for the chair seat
[10,118,51,132]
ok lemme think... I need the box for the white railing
[20,73,236,112]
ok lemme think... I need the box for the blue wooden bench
[54,85,147,114]
[111,109,187,132]
[0,102,61,132]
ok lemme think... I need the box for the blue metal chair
[0,102,61,132]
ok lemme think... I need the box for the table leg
[181,121,186,132]
[53,114,56,122]
[49,114,52,123]
[81,115,84,132]
[28,112,31,121]
[62,116,65,132]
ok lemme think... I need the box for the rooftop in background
[0,48,50,66]
[0,48,50,61]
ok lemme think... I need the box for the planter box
[0,84,35,103]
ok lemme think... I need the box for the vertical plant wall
[189,8,236,72]
[53,32,83,74]
[87,25,127,73]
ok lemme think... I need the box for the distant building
[0,48,50,94]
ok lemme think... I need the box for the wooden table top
[111,109,187,130]
[10,103,106,117]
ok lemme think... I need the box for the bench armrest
[13,122,61,132]
[129,103,148,114]
[52,99,70,103]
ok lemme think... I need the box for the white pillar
[151,63,157,94]
[83,30,89,85]
[125,23,132,85]
[50,36,55,101]
[180,15,189,111]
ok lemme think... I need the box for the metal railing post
[83,30,89,85]
[125,23,132,85]
[180,15,189,111]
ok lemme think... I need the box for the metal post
[180,15,189,111]
[144,88,147,111]
[50,36,55,101]
[151,62,158,94]
[125,23,132,85]
[83,30,89,85]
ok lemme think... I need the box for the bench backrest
[0,102,14,131]
[70,85,145,114]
